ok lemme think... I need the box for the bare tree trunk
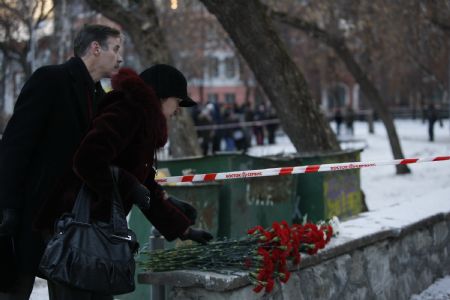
[85,0,170,66]
[0,0,51,79]
[271,10,410,174]
[168,109,202,158]
[427,1,450,33]
[19,54,32,79]
[85,0,201,158]
[0,54,6,113]
[200,0,340,153]
[52,0,73,64]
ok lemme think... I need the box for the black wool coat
[0,57,104,277]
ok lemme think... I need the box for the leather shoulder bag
[39,167,138,295]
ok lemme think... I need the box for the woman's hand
[181,227,213,245]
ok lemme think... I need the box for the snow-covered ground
[30,119,450,299]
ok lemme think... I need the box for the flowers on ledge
[139,217,339,294]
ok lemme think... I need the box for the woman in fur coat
[35,65,212,299]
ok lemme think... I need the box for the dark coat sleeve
[143,179,192,241]
[0,68,57,209]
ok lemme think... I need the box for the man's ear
[89,41,101,55]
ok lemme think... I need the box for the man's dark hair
[73,24,121,57]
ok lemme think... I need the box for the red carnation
[253,285,264,293]
[265,278,275,293]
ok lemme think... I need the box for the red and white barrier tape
[156,155,450,185]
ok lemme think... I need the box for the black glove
[181,227,213,245]
[167,196,197,225]
[0,209,20,236]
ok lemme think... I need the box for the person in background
[253,104,266,146]
[209,99,223,153]
[232,104,248,153]
[0,24,123,300]
[222,108,237,151]
[334,107,343,136]
[242,101,254,149]
[265,103,278,145]
[197,104,215,155]
[427,103,442,142]
[345,106,355,136]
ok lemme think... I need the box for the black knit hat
[139,64,197,107]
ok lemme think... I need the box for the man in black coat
[0,24,123,300]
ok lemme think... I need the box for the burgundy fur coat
[34,68,191,241]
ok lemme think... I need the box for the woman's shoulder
[99,68,156,108]
[97,90,129,111]
[112,68,156,101]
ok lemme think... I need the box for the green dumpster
[284,150,364,222]
[163,183,221,248]
[157,153,296,239]
[156,149,363,238]
[128,150,363,300]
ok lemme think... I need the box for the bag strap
[110,166,129,235]
[71,184,92,223]
[71,166,128,235]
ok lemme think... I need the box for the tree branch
[404,45,446,91]
[0,1,28,24]
[85,0,145,29]
[269,8,344,49]
[429,17,450,33]
[35,0,54,28]
[269,6,410,173]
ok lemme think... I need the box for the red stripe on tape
[204,173,217,181]
[181,175,194,182]
[279,167,293,175]
[400,158,418,164]
[305,165,320,173]
[433,156,450,161]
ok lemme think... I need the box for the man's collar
[67,56,96,91]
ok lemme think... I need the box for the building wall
[187,49,258,106]
[188,85,254,106]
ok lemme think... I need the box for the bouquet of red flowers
[139,217,339,293]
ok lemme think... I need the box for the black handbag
[39,167,138,295]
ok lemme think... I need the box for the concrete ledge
[138,270,248,292]
[138,212,450,299]
[298,211,450,270]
